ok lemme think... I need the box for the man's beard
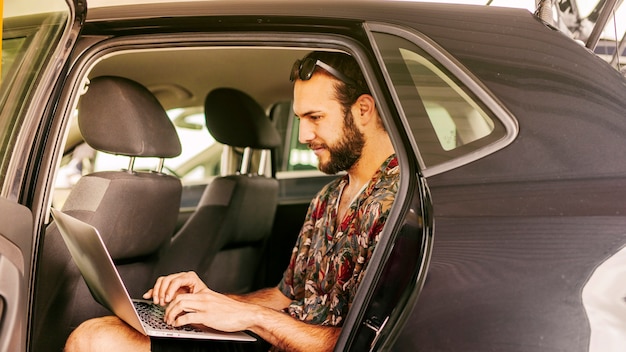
[315,110,365,175]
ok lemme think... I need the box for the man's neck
[337,133,393,223]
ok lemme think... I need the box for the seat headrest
[78,76,182,158]
[204,88,281,149]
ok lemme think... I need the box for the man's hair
[301,51,370,114]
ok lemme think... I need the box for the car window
[373,31,507,172]
[53,106,221,207]
[285,118,318,171]
[270,100,327,183]
[0,1,69,185]
[91,107,220,183]
[400,47,495,152]
[270,100,318,172]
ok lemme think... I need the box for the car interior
[33,44,338,352]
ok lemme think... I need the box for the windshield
[0,0,69,187]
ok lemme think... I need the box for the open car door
[0,200,32,352]
[333,22,438,351]
[0,0,85,351]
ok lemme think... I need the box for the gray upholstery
[33,76,182,352]
[204,87,281,149]
[78,76,181,157]
[155,88,279,294]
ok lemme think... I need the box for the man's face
[293,74,365,174]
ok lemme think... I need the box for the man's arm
[162,287,341,352]
[247,304,341,352]
[144,272,290,310]
[231,287,341,351]
[146,272,341,351]
[228,286,292,311]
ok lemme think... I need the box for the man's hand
[143,273,340,352]
[162,288,251,332]
[143,271,208,306]
[163,287,341,352]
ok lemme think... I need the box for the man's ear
[354,94,376,125]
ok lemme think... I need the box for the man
[65,51,398,352]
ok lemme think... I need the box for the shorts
[150,336,270,352]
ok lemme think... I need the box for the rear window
[373,31,508,171]
[399,48,495,152]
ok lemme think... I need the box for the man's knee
[65,316,148,352]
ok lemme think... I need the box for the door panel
[337,172,433,351]
[0,199,33,352]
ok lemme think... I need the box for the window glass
[270,100,319,174]
[91,108,219,183]
[2,37,28,82]
[373,32,506,169]
[0,1,69,185]
[286,118,318,171]
[58,108,220,180]
[53,107,221,208]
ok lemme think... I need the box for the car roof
[85,0,527,22]
[81,1,530,111]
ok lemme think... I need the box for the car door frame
[331,22,435,351]
[0,0,85,350]
[0,199,32,352]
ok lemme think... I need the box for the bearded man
[65,51,398,352]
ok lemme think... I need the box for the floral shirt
[278,155,399,327]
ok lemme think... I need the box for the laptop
[50,207,255,341]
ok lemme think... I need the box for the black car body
[1,1,626,351]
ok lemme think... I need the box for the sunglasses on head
[290,57,358,87]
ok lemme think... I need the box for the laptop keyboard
[134,301,198,332]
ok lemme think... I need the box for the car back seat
[33,76,182,352]
[154,88,281,294]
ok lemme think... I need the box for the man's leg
[65,316,270,352]
[65,316,150,352]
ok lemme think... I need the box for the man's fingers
[160,290,250,333]
[164,294,206,326]
[171,311,197,327]
[149,276,165,304]
[146,272,206,306]
[142,288,154,300]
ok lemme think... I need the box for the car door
[0,200,32,352]
[0,0,84,351]
[362,20,519,351]
[333,24,438,351]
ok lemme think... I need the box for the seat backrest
[33,76,182,352]
[155,88,281,294]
